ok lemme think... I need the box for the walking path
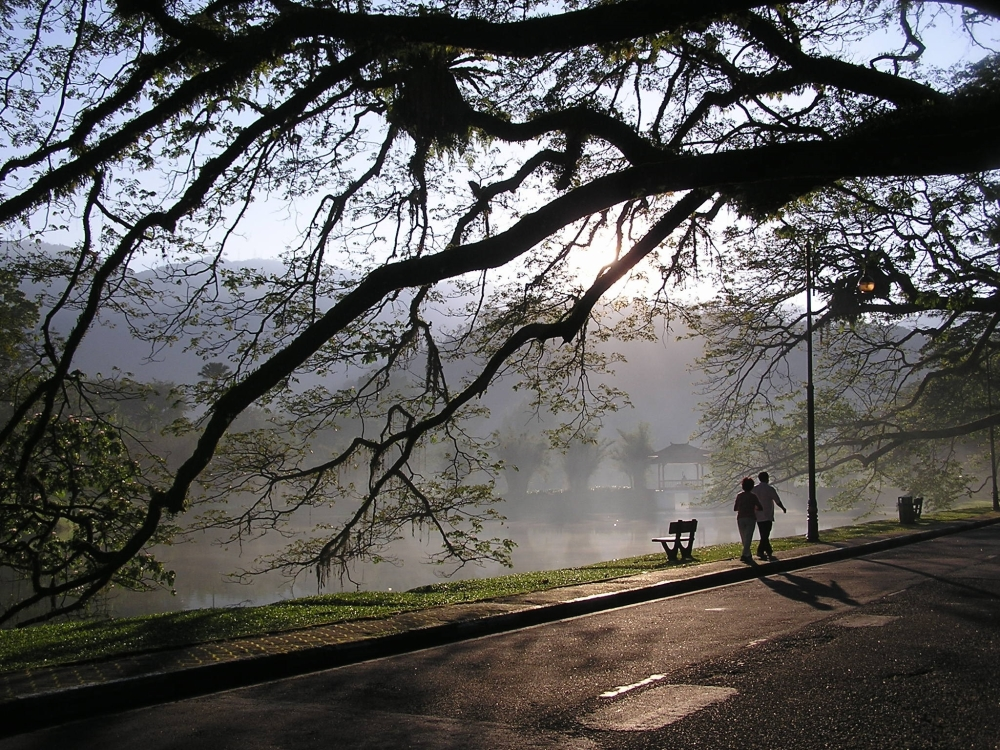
[3,513,999,737]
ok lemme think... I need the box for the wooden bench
[652,519,698,561]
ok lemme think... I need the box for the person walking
[752,471,787,561]
[734,477,763,564]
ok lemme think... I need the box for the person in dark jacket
[734,476,763,563]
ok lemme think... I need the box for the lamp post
[805,243,819,542]
[988,345,999,512]
[804,257,876,542]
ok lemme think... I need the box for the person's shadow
[758,572,859,610]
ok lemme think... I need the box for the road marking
[600,674,667,698]
[704,607,727,611]
[583,684,738,731]
[747,638,768,647]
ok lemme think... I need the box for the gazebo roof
[651,442,710,465]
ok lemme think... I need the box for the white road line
[600,673,668,698]
[584,684,739,731]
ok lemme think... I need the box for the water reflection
[101,491,894,618]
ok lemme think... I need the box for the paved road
[7,525,1000,749]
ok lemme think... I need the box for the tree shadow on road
[864,557,1000,601]
[758,573,859,610]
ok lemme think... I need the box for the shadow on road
[758,572,859,610]
[863,557,1000,600]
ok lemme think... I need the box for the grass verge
[1,504,996,675]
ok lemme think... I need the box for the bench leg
[680,536,695,559]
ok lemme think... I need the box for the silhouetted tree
[688,177,1000,510]
[3,0,1000,622]
[198,362,234,382]
[612,423,655,490]
[562,433,607,494]
[495,428,548,499]
[0,269,39,422]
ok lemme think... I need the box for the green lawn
[1,504,995,674]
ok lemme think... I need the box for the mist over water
[96,489,896,618]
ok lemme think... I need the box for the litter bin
[897,496,916,524]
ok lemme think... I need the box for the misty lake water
[80,488,897,619]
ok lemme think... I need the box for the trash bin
[897,496,915,524]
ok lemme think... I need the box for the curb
[4,515,999,736]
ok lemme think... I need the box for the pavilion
[650,442,711,491]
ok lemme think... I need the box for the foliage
[0,414,177,624]
[0,270,37,390]
[687,177,1000,509]
[611,421,655,489]
[1,0,1000,623]
[561,429,608,493]
[494,422,548,498]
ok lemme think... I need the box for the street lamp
[988,345,999,512]
[805,243,819,542]
[805,252,877,543]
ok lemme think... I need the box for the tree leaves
[3,0,1000,623]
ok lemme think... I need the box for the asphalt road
[7,525,1000,749]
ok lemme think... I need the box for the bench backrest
[668,519,697,535]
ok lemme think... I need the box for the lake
[93,488,897,618]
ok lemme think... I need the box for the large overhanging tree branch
[2,0,1000,624]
